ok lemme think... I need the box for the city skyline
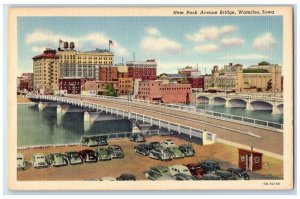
[18,16,283,75]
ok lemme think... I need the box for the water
[196,104,283,124]
[17,103,132,147]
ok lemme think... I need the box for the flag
[109,40,114,47]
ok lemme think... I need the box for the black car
[148,142,161,150]
[107,145,125,159]
[95,136,108,146]
[134,143,150,156]
[178,144,195,157]
[199,173,222,180]
[116,174,136,181]
[214,170,240,180]
[129,133,146,142]
[65,151,83,165]
[227,168,250,180]
[198,160,221,173]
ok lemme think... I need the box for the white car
[168,165,192,177]
[31,153,48,168]
[161,139,177,149]
[17,153,26,170]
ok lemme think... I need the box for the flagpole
[109,41,110,52]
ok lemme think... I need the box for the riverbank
[17,135,283,180]
[17,95,32,103]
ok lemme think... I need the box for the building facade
[18,73,34,91]
[187,76,204,91]
[117,78,134,95]
[136,80,192,104]
[157,73,189,84]
[127,59,157,80]
[99,66,118,81]
[82,80,118,95]
[58,77,91,94]
[32,49,59,92]
[178,66,199,77]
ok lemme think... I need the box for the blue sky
[18,16,283,75]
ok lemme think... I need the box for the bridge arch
[277,104,283,114]
[197,96,210,104]
[250,100,273,111]
[212,97,226,104]
[227,98,247,108]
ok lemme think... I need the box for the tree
[258,61,270,65]
[103,84,117,97]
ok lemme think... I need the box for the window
[240,155,245,162]
[254,156,260,164]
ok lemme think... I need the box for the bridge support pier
[208,98,214,105]
[272,105,281,114]
[84,111,91,132]
[225,100,231,108]
[202,131,217,145]
[246,101,253,111]
[38,102,45,111]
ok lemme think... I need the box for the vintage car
[227,168,250,180]
[46,153,68,167]
[198,160,221,173]
[129,133,146,142]
[173,173,194,181]
[31,153,48,168]
[144,165,173,181]
[149,147,172,161]
[199,173,222,180]
[65,151,83,165]
[167,146,185,159]
[178,144,195,157]
[107,145,124,159]
[160,139,177,149]
[80,136,108,147]
[134,143,151,156]
[17,153,26,170]
[185,163,205,179]
[78,149,98,163]
[214,170,240,180]
[116,174,136,181]
[148,141,161,150]
[95,147,112,161]
[99,177,117,181]
[168,165,192,177]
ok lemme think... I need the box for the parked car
[169,165,192,177]
[199,173,222,180]
[178,144,195,157]
[148,142,161,150]
[95,147,112,161]
[227,168,250,180]
[46,153,68,167]
[149,147,172,161]
[185,163,205,179]
[144,165,173,181]
[17,153,26,170]
[214,170,240,180]
[134,143,151,156]
[78,149,98,163]
[198,160,221,173]
[31,153,48,168]
[99,177,117,181]
[129,133,146,142]
[116,174,136,181]
[107,145,124,159]
[161,139,177,148]
[80,136,108,147]
[95,136,108,146]
[173,173,194,181]
[65,151,83,165]
[167,147,185,159]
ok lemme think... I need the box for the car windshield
[17,158,23,160]
[37,156,45,159]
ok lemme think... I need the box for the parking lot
[17,135,283,180]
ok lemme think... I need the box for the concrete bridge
[197,93,283,114]
[27,94,283,159]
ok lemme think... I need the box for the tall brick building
[99,66,118,81]
[126,59,157,80]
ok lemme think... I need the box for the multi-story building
[157,73,189,84]
[127,59,157,80]
[116,64,129,78]
[136,80,192,104]
[32,49,59,92]
[18,73,34,91]
[178,66,199,77]
[187,76,204,91]
[99,66,118,81]
[117,78,134,95]
[204,63,282,93]
[82,80,118,95]
[58,77,91,94]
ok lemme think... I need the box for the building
[116,64,129,78]
[178,66,199,77]
[136,80,192,104]
[204,63,282,93]
[82,80,118,95]
[157,73,188,84]
[117,78,134,95]
[99,66,118,81]
[32,49,59,92]
[187,76,204,91]
[17,73,34,91]
[133,78,142,98]
[58,77,91,94]
[238,148,262,171]
[127,59,157,80]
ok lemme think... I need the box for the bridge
[196,93,283,114]
[27,94,284,159]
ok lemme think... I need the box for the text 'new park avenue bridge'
[28,94,284,160]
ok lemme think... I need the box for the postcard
[7,6,293,190]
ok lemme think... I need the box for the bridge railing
[28,94,283,130]
[196,93,283,101]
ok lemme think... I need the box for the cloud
[252,33,276,50]
[194,44,219,53]
[140,28,181,54]
[221,37,245,46]
[145,27,160,36]
[223,54,269,60]
[26,29,129,56]
[185,25,238,42]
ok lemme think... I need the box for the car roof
[200,160,218,164]
[169,165,188,170]
[33,153,45,157]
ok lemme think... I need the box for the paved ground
[17,135,283,181]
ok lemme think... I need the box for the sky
[18,16,283,76]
